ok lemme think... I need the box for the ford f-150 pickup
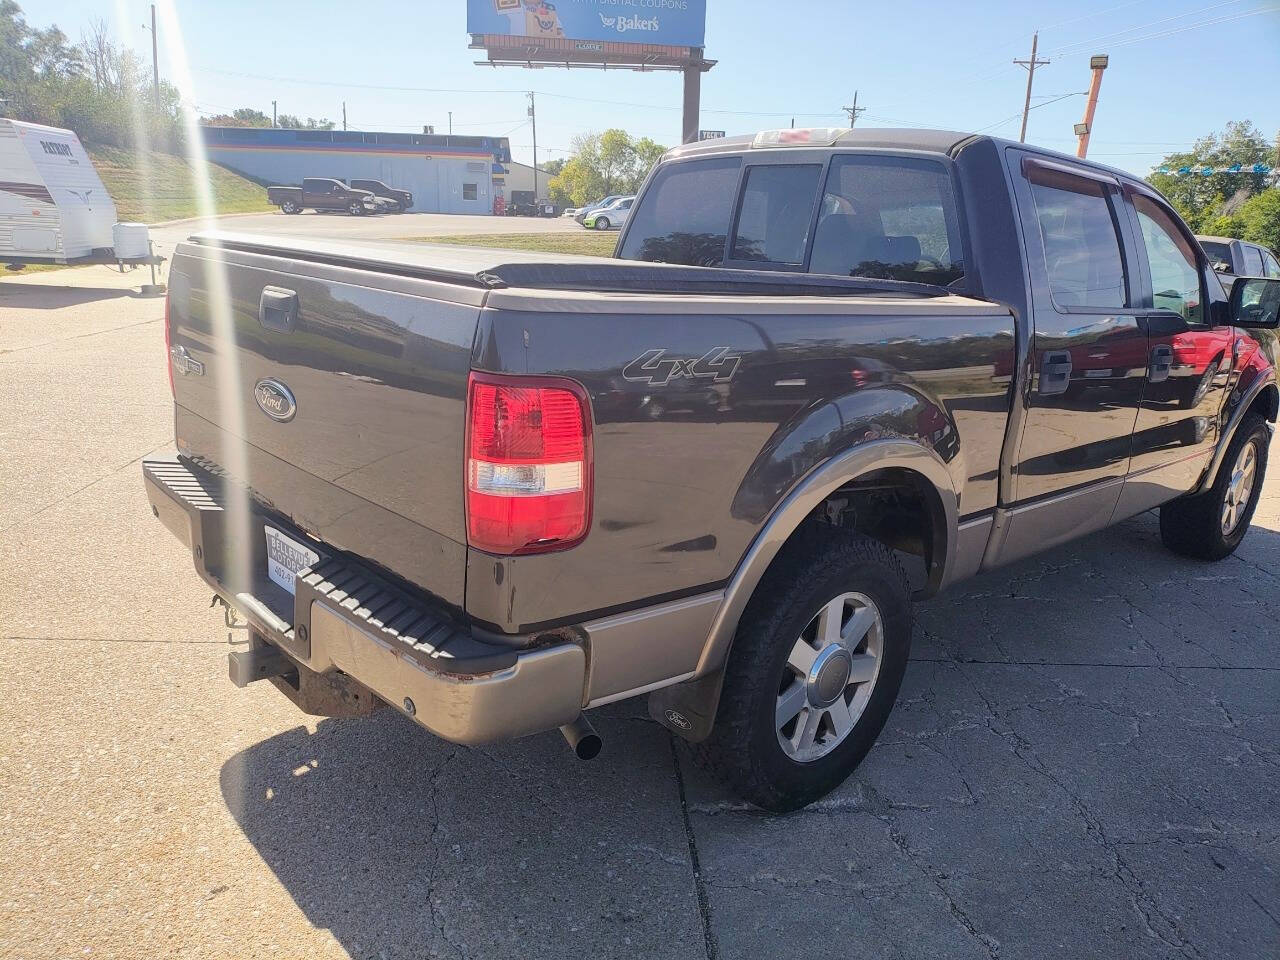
[145,127,1280,811]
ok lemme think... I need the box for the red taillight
[465,372,592,555]
[163,291,174,397]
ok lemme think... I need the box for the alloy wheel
[775,591,883,763]
[1221,438,1258,535]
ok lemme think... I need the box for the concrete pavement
[1,235,1278,960]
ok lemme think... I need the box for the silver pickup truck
[145,128,1280,811]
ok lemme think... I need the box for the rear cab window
[619,150,966,287]
[619,157,741,266]
[1200,240,1234,271]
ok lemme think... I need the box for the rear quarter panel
[468,288,1015,632]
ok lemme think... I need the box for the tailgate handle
[259,286,298,333]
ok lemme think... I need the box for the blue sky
[30,1,1280,176]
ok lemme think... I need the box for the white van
[0,118,117,262]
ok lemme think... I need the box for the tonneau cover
[189,231,950,298]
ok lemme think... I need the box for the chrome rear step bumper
[142,455,585,744]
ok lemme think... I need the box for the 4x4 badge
[622,347,741,387]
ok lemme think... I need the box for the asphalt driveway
[1,254,1277,960]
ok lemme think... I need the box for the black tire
[1160,413,1269,560]
[693,527,912,812]
[280,200,300,215]
[348,200,364,216]
[594,217,610,231]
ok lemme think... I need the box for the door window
[1242,244,1266,276]
[1027,172,1127,309]
[1262,249,1280,279]
[1132,195,1204,324]
[731,164,821,265]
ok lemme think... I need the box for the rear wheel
[693,528,912,812]
[1160,413,1269,560]
[594,217,611,231]
[280,200,300,215]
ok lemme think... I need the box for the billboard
[467,0,706,48]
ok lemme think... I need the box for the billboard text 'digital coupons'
[466,0,706,47]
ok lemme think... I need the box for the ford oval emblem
[254,378,296,422]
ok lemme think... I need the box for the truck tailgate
[166,237,484,607]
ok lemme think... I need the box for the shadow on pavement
[0,281,151,309]
[220,511,1280,959]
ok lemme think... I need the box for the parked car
[562,207,579,218]
[349,179,413,213]
[266,178,378,216]
[574,194,626,224]
[506,191,557,217]
[1197,235,1280,280]
[146,127,1280,812]
[582,195,633,230]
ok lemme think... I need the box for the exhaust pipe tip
[560,714,602,760]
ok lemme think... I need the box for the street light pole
[1075,55,1109,159]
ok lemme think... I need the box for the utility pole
[528,91,538,199]
[271,100,277,128]
[1014,32,1050,143]
[841,90,865,128]
[146,4,159,107]
[342,101,347,131]
[1075,54,1109,159]
[448,111,453,135]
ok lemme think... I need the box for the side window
[730,164,820,265]
[1242,244,1266,276]
[1132,195,1204,324]
[618,157,742,267]
[1263,249,1280,279]
[1027,171,1127,309]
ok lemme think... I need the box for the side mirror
[1230,276,1280,329]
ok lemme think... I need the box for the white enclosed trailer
[0,118,117,262]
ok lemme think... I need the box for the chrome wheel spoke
[847,652,878,685]
[787,637,817,675]
[816,596,846,647]
[841,606,876,647]
[791,707,822,753]
[776,682,807,730]
[827,699,856,739]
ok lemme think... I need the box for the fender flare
[1196,370,1277,494]
[693,437,959,679]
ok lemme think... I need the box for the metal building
[201,127,512,214]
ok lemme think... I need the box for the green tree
[202,108,271,127]
[546,128,668,206]
[1238,190,1280,254]
[1149,121,1276,230]
[277,114,336,131]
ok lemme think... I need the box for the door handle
[259,286,298,333]
[1040,350,1072,396]
[1149,344,1173,383]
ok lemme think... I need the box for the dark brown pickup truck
[146,128,1280,810]
[266,177,378,216]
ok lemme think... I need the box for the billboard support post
[682,64,701,145]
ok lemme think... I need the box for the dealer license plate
[264,525,320,596]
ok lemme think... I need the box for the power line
[1044,0,1253,55]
